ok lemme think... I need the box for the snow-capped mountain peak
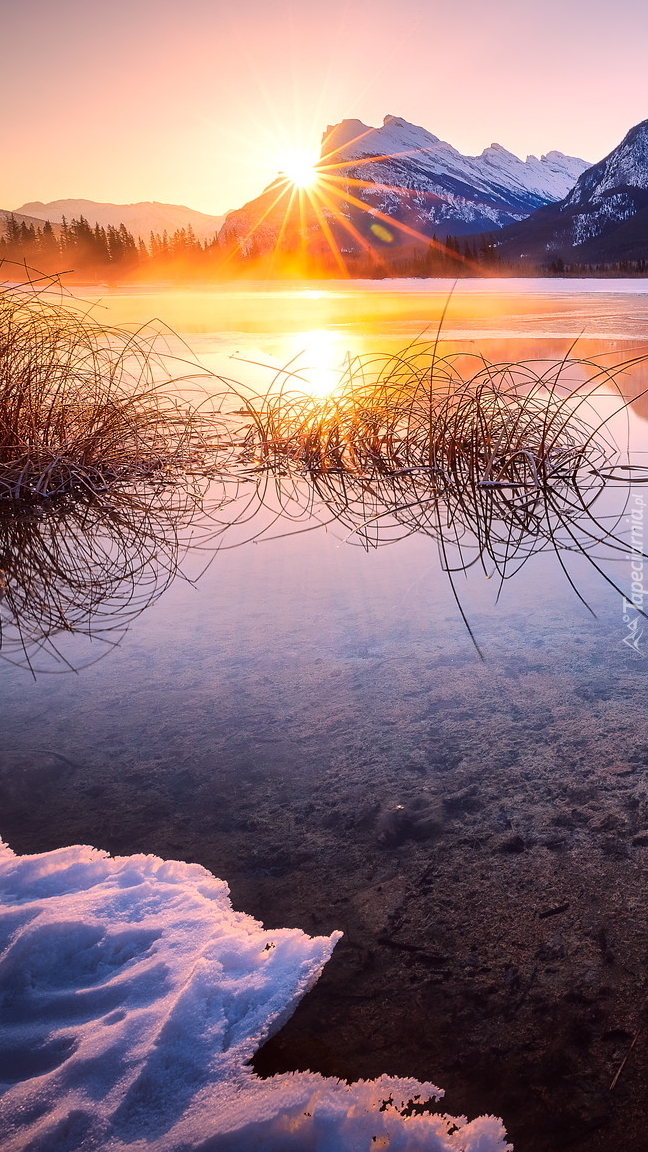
[483,142,513,156]
[320,116,588,218]
[563,118,648,208]
[492,117,648,265]
[322,115,442,162]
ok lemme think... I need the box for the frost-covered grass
[0,839,512,1152]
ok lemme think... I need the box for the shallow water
[4,279,648,1150]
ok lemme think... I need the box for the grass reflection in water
[2,281,647,668]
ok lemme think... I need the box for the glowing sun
[279,149,320,189]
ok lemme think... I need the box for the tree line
[0,214,511,281]
[0,214,222,279]
[3,213,646,281]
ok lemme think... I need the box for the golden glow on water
[283,329,347,397]
[69,282,648,423]
[72,282,648,345]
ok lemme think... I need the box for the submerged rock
[376,795,445,846]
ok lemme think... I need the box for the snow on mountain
[14,199,225,243]
[323,116,587,211]
[563,119,648,206]
[0,838,512,1151]
[222,114,589,255]
[478,144,587,203]
[492,117,648,263]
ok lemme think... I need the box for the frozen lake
[3,279,648,1151]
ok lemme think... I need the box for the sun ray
[303,189,349,276]
[326,173,443,202]
[316,174,439,248]
[312,181,387,265]
[319,172,496,275]
[319,171,449,224]
[315,172,481,274]
[270,182,301,266]
[312,164,493,273]
[298,186,307,260]
[222,124,492,277]
[318,147,445,174]
[318,123,384,166]
[221,178,293,266]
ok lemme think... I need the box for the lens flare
[226,124,470,277]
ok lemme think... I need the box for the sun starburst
[278,149,320,189]
[227,124,482,278]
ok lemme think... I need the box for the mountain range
[6,114,648,269]
[321,117,587,228]
[221,116,589,255]
[487,118,648,265]
[10,200,225,243]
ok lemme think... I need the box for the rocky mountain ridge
[490,118,648,264]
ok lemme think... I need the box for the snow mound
[0,840,512,1151]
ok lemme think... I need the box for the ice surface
[0,840,511,1151]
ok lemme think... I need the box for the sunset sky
[3,0,647,217]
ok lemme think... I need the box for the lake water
[4,279,648,1151]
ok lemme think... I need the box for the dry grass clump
[2,282,645,664]
[235,345,646,655]
[0,280,265,668]
[244,345,614,484]
[0,285,220,503]
[239,346,623,552]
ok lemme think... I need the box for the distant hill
[488,118,648,265]
[221,114,589,257]
[1,209,61,235]
[14,200,226,243]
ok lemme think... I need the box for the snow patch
[0,839,511,1151]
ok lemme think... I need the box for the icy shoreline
[0,839,510,1151]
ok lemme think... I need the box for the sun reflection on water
[284,329,348,397]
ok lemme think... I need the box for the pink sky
[3,0,647,216]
